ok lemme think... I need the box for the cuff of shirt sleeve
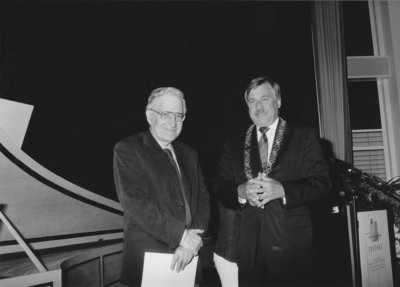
[238,196,247,204]
[179,229,188,245]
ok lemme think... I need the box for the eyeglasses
[148,108,186,122]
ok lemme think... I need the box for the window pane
[348,80,381,129]
[352,130,383,148]
[343,1,374,56]
[353,149,386,181]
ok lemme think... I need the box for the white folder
[141,252,198,287]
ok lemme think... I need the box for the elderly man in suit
[113,87,210,287]
[213,76,331,286]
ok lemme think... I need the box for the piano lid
[0,100,123,253]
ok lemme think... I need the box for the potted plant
[388,177,400,259]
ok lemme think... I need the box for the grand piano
[0,99,124,286]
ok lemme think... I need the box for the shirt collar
[256,117,279,138]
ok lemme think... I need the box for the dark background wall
[0,1,318,201]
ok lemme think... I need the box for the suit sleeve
[190,152,211,234]
[213,140,243,210]
[113,141,186,249]
[281,128,331,209]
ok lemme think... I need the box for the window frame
[345,0,400,180]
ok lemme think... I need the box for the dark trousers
[238,239,268,287]
[238,237,315,287]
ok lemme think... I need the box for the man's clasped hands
[238,172,285,208]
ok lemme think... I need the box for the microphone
[331,159,400,202]
[330,159,366,181]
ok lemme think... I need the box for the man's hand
[170,246,195,273]
[257,175,285,207]
[180,229,204,255]
[237,173,264,207]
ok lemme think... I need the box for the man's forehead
[155,93,183,109]
[248,84,275,98]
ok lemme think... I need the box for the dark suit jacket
[113,130,210,285]
[214,119,331,277]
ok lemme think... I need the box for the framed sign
[357,210,394,287]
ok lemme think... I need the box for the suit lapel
[142,130,183,182]
[172,143,192,203]
[142,130,192,205]
[142,130,192,226]
[142,130,164,159]
[250,126,263,177]
[269,118,289,171]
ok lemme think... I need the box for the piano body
[0,99,124,284]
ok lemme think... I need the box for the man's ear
[145,110,153,126]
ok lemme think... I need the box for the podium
[334,160,400,287]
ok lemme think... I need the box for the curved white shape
[0,126,123,251]
[0,126,122,211]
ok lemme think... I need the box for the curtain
[311,1,353,164]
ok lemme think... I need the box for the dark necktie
[259,126,269,172]
[163,148,192,227]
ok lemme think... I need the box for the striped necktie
[258,126,269,172]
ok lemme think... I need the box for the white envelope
[141,252,198,287]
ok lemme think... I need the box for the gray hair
[146,87,187,113]
[244,76,281,102]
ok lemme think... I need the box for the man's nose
[169,115,178,126]
[256,101,264,110]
